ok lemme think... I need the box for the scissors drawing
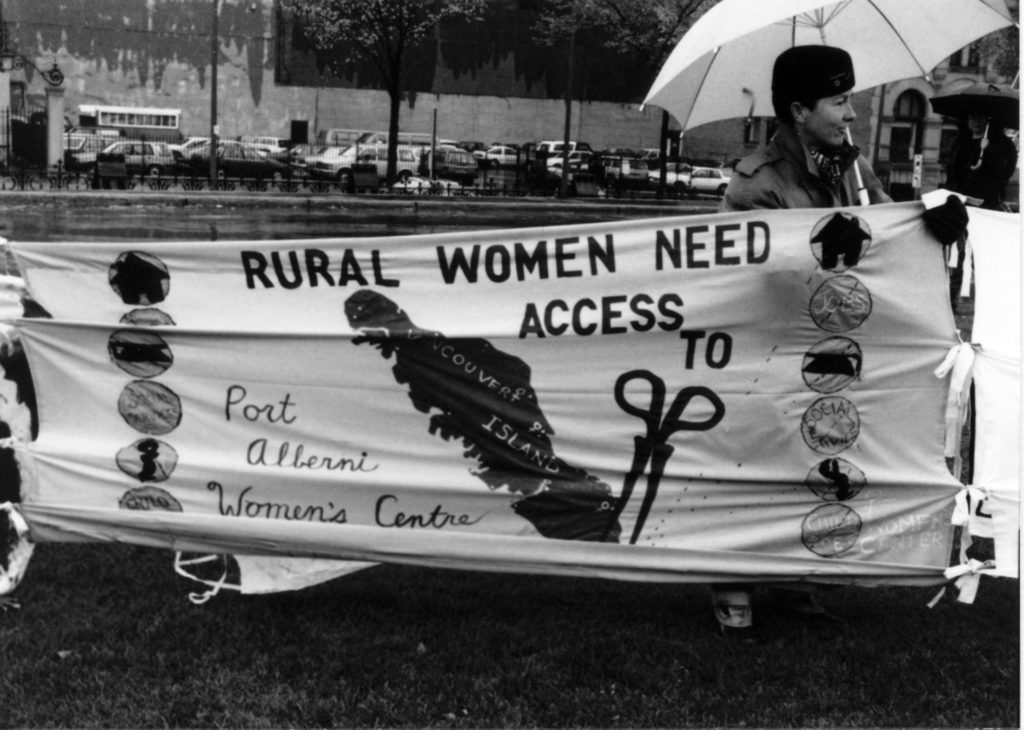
[607,369,725,545]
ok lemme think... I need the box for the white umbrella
[643,0,1017,133]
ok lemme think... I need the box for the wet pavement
[0,190,717,242]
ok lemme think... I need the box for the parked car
[353,145,421,182]
[420,146,479,184]
[304,145,354,180]
[647,161,692,191]
[546,149,593,171]
[288,143,324,171]
[457,141,488,159]
[63,134,115,172]
[536,140,593,157]
[483,144,520,167]
[169,136,209,157]
[687,166,732,196]
[239,135,290,162]
[98,140,179,177]
[307,144,420,183]
[598,155,649,182]
[392,176,465,195]
[181,139,292,180]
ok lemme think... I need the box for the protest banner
[4,202,1013,593]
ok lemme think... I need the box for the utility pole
[559,32,574,198]
[209,0,219,182]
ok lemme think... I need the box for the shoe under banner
[0,201,1017,601]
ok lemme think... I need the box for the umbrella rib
[683,47,721,130]
[863,0,929,77]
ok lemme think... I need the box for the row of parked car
[61,129,734,196]
[63,132,297,180]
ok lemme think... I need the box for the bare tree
[283,0,484,184]
[536,0,711,195]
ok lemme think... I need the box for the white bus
[76,104,184,143]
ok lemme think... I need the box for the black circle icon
[802,336,863,393]
[809,212,872,271]
[116,438,179,483]
[108,330,174,378]
[804,457,866,501]
[109,251,170,305]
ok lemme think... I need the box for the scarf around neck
[810,146,848,191]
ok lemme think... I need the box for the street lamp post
[0,13,64,170]
[209,0,219,182]
[0,18,64,86]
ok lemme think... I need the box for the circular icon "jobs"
[809,275,872,333]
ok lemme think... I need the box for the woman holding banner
[713,45,969,639]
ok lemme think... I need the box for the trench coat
[722,124,891,211]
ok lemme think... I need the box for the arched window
[889,90,926,163]
[949,43,981,70]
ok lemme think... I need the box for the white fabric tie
[934,342,979,462]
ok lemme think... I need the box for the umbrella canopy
[930,81,1020,128]
[643,0,1016,131]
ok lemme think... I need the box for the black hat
[772,45,855,116]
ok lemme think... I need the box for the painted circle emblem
[804,457,866,502]
[801,503,862,557]
[802,336,862,394]
[800,396,860,455]
[809,275,872,333]
[117,380,182,435]
[116,438,178,483]
[109,251,170,305]
[108,330,173,378]
[809,212,872,272]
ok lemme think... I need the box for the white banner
[965,208,1021,578]
[7,203,968,585]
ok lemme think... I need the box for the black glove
[922,195,969,246]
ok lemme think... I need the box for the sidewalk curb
[0,189,721,216]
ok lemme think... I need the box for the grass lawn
[0,541,1018,728]
[0,241,1016,729]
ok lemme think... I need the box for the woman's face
[794,94,857,150]
[967,113,989,135]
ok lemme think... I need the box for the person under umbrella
[937,83,1018,212]
[943,106,1016,305]
[712,45,969,640]
[721,45,891,211]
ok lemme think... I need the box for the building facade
[0,0,1017,202]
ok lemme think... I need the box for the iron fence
[0,126,696,200]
